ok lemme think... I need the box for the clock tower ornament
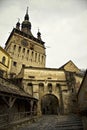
[21,39,28,46]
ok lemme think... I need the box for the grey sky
[0,0,87,69]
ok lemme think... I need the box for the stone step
[18,115,84,130]
[54,126,83,130]
[54,115,83,130]
[58,121,82,124]
[55,123,83,127]
[57,117,81,121]
[57,117,82,122]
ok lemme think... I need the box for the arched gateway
[41,94,59,115]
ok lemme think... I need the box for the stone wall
[20,67,79,115]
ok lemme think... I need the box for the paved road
[18,115,60,130]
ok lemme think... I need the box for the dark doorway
[41,94,59,115]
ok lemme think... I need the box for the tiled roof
[0,78,37,100]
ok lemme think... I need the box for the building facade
[5,8,46,76]
[16,61,83,115]
[0,46,12,78]
[4,8,83,115]
[77,70,87,130]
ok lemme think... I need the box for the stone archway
[41,94,59,115]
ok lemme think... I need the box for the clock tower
[5,8,46,76]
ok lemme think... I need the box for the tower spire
[21,7,33,36]
[26,6,29,14]
[25,6,29,20]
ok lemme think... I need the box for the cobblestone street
[18,115,83,130]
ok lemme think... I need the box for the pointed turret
[21,7,33,36]
[37,29,42,41]
[16,18,20,30]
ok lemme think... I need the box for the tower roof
[21,7,32,36]
[6,8,45,46]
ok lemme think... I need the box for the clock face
[21,39,28,46]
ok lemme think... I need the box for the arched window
[27,83,33,95]
[2,56,6,64]
[35,53,37,62]
[13,45,16,50]
[31,51,34,59]
[48,83,52,93]
[56,84,60,87]
[27,49,29,54]
[18,46,21,52]
[38,54,40,62]
[56,84,60,93]
[42,55,43,63]
[39,83,44,92]
[23,48,25,53]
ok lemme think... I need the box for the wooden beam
[2,96,16,108]
[9,97,16,108]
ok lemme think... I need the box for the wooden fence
[0,111,37,129]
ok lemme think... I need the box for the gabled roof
[59,60,80,73]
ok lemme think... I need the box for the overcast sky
[0,0,87,69]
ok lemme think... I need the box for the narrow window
[27,49,29,54]
[39,83,44,92]
[13,61,17,66]
[2,56,6,64]
[48,83,52,93]
[23,48,25,53]
[42,56,43,63]
[32,51,34,57]
[72,88,74,93]
[38,54,40,62]
[22,64,25,68]
[35,53,37,62]
[18,46,21,52]
[13,45,16,50]
[27,83,33,95]
[56,84,61,93]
